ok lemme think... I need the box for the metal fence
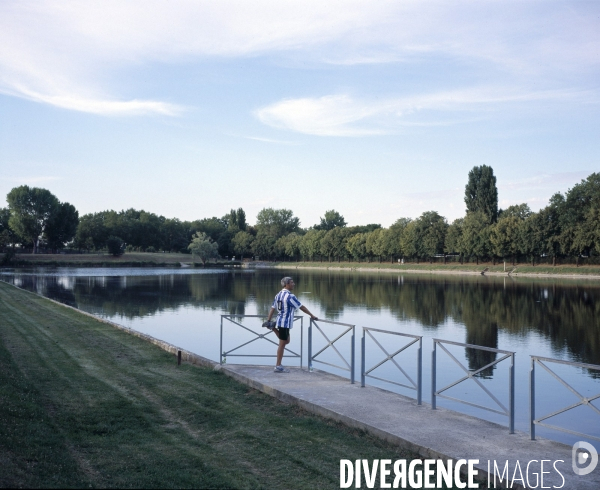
[220,315,303,366]
[361,327,422,405]
[432,339,515,433]
[530,356,600,441]
[308,318,356,383]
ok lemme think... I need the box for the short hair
[281,276,293,287]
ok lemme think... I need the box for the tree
[45,202,79,252]
[225,208,247,232]
[7,186,60,253]
[490,216,521,264]
[255,208,300,238]
[75,212,108,251]
[252,232,277,259]
[319,227,350,262]
[464,165,499,222]
[490,204,530,264]
[346,233,367,261]
[315,210,346,231]
[232,231,254,259]
[461,211,492,264]
[106,236,125,256]
[0,208,17,248]
[499,203,531,220]
[386,218,411,261]
[161,218,190,253]
[445,218,464,257]
[401,221,418,261]
[413,211,448,260]
[518,214,545,266]
[188,232,219,265]
[275,232,302,260]
[299,229,325,261]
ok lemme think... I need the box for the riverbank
[265,261,600,280]
[0,281,417,489]
[2,252,241,268]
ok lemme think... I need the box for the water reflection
[3,269,599,371]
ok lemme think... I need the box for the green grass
[272,260,600,277]
[4,252,242,268]
[0,282,426,489]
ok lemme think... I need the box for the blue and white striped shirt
[272,289,302,329]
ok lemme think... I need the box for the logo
[572,441,598,476]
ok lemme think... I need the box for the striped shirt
[272,289,302,329]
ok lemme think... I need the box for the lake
[2,266,599,449]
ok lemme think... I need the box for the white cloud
[0,1,598,115]
[1,85,183,116]
[244,136,299,145]
[498,171,592,192]
[255,88,588,136]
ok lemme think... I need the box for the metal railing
[361,327,422,405]
[220,315,303,366]
[530,356,600,441]
[432,339,515,433]
[308,318,356,383]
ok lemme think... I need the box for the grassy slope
[9,252,192,266]
[0,282,421,489]
[273,260,600,277]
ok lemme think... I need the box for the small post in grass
[177,350,182,366]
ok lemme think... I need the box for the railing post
[300,317,304,369]
[308,318,313,372]
[509,353,515,433]
[530,356,535,440]
[361,329,366,387]
[220,316,224,365]
[417,337,422,405]
[351,326,355,384]
[431,341,437,409]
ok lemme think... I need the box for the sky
[0,1,598,228]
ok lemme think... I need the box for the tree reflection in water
[3,269,599,376]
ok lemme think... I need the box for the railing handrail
[361,327,422,405]
[222,314,272,318]
[220,314,303,367]
[312,318,355,328]
[530,355,600,442]
[365,327,421,340]
[432,338,515,433]
[433,338,515,355]
[308,318,356,384]
[531,355,600,371]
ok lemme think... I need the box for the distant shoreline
[263,261,600,280]
[3,253,600,280]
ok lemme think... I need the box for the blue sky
[1,1,598,227]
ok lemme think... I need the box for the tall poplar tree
[464,165,499,223]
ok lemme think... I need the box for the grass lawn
[0,282,424,489]
[6,252,242,268]
[273,260,600,277]
[9,252,193,266]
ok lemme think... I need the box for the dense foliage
[2,170,599,265]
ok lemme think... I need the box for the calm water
[2,267,599,448]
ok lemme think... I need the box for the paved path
[220,365,599,490]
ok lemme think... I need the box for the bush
[1,249,15,264]
[106,236,125,257]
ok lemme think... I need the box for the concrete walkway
[219,365,599,490]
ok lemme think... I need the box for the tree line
[2,167,599,265]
